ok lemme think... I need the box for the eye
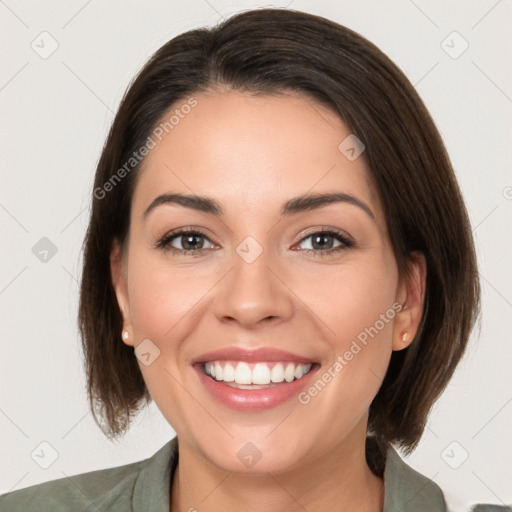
[295,229,354,257]
[154,227,354,258]
[155,228,215,255]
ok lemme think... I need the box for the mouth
[199,360,316,389]
[193,359,320,411]
[191,346,320,410]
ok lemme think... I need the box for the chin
[196,435,307,475]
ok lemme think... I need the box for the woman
[1,7,508,512]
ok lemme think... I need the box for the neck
[170,428,384,512]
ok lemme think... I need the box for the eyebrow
[142,192,375,221]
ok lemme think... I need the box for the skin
[110,90,426,512]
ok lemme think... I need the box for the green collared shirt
[0,436,509,511]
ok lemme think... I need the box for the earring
[122,330,129,341]
[401,332,409,343]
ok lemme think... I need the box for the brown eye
[155,229,215,255]
[296,230,354,257]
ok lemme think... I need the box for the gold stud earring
[122,330,129,341]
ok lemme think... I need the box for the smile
[202,361,313,387]
[194,361,320,411]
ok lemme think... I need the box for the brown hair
[78,7,480,459]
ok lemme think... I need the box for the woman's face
[111,90,424,473]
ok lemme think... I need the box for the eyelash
[154,227,354,258]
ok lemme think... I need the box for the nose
[212,247,294,329]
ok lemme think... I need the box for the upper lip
[191,347,317,365]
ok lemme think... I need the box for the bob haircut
[78,8,480,460]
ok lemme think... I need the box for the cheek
[309,254,398,390]
[305,255,398,342]
[126,250,215,345]
[124,253,210,402]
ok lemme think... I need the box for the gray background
[0,1,511,510]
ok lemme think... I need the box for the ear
[392,251,427,351]
[110,238,134,347]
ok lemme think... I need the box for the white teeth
[252,363,271,385]
[235,362,252,384]
[222,363,235,382]
[270,363,284,383]
[203,361,313,385]
[285,363,295,382]
[214,362,223,381]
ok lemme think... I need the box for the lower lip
[194,364,319,411]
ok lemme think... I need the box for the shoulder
[383,444,446,511]
[468,506,512,512]
[0,457,146,512]
[382,445,511,512]
[0,437,178,512]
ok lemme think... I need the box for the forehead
[132,90,384,227]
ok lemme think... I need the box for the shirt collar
[132,436,446,512]
[133,436,178,512]
[383,444,447,511]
